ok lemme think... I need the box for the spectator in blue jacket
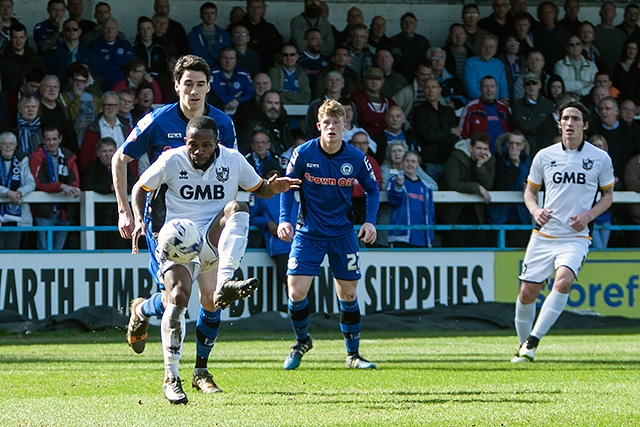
[210,46,254,113]
[463,33,510,104]
[188,2,231,69]
[88,18,136,92]
[387,150,436,248]
[250,159,298,307]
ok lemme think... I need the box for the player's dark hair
[187,115,219,136]
[558,101,591,125]
[173,54,212,82]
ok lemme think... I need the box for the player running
[277,99,380,370]
[511,101,614,363]
[130,116,300,403]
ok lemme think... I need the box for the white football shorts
[518,232,590,283]
[158,216,220,281]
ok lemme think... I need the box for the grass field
[2,327,639,426]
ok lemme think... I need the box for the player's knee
[169,287,190,307]
[339,291,357,301]
[288,286,309,302]
[518,282,541,304]
[224,200,249,216]
[551,278,572,293]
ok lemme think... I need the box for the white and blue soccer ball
[157,218,203,263]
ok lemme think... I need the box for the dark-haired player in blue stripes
[277,98,380,370]
[111,55,240,395]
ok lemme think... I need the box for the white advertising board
[0,251,495,321]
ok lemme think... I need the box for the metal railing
[2,190,640,250]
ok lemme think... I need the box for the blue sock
[339,299,361,355]
[141,292,164,318]
[195,308,221,368]
[288,298,310,342]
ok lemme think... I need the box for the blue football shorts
[286,233,361,281]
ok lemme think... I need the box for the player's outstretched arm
[253,175,302,199]
[130,181,150,255]
[569,186,614,232]
[358,222,377,244]
[277,222,294,242]
[112,147,135,239]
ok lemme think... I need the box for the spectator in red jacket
[351,67,397,136]
[79,91,131,171]
[29,125,81,250]
[458,75,512,152]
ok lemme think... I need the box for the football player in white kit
[512,101,615,363]
[130,116,300,404]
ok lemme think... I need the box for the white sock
[135,302,150,321]
[530,289,569,340]
[161,303,187,380]
[217,211,250,283]
[514,299,536,344]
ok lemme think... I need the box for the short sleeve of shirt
[138,149,170,190]
[527,151,544,188]
[598,154,616,190]
[236,151,263,191]
[122,111,156,160]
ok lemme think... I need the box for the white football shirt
[527,141,615,238]
[139,145,262,228]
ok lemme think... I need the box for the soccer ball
[157,218,203,263]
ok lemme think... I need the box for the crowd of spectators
[1,0,640,250]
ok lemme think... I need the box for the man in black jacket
[412,78,460,183]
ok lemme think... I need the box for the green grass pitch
[1,328,639,426]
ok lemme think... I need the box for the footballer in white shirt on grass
[129,115,300,404]
[512,101,615,363]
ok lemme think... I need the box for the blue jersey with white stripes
[121,102,237,163]
[280,138,380,239]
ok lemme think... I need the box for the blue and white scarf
[0,155,22,223]
[43,148,69,211]
[251,150,273,177]
[16,115,43,156]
